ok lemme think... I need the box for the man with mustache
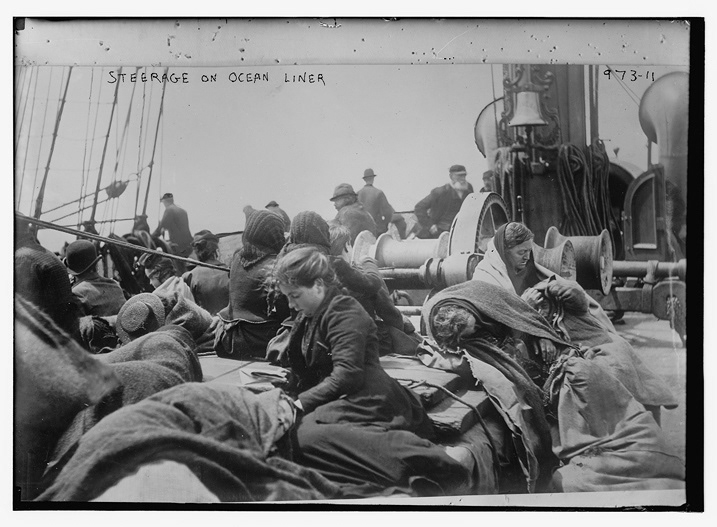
[413,164,473,239]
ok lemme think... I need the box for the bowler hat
[449,165,467,176]
[116,293,166,344]
[329,183,357,201]
[363,168,377,179]
[64,240,101,275]
[160,192,174,201]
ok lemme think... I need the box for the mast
[142,67,169,216]
[32,66,73,219]
[89,67,123,224]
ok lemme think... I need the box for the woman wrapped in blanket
[423,280,684,493]
[272,246,471,497]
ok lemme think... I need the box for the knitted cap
[243,209,286,253]
[64,240,100,275]
[363,168,377,179]
[329,183,357,201]
[289,211,331,250]
[116,293,166,344]
[449,165,467,175]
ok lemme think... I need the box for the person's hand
[521,288,543,309]
[547,279,580,303]
[537,338,558,363]
[208,315,221,333]
[429,224,439,236]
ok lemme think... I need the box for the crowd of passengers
[14,197,684,502]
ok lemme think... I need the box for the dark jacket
[182,259,230,315]
[72,273,127,317]
[414,183,474,236]
[285,287,431,437]
[152,203,193,253]
[357,184,394,235]
[334,201,377,243]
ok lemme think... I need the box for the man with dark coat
[153,193,193,256]
[153,192,193,273]
[64,239,127,317]
[329,183,377,244]
[265,200,292,233]
[357,168,407,239]
[414,164,474,239]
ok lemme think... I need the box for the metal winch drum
[544,226,614,294]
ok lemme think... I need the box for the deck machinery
[351,64,688,346]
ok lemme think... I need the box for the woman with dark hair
[139,252,195,302]
[182,230,230,315]
[215,210,290,360]
[273,247,470,497]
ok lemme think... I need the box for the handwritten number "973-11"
[603,69,655,82]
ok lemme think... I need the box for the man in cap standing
[330,183,377,244]
[357,168,407,239]
[64,239,127,317]
[265,200,292,233]
[152,192,193,273]
[414,164,474,239]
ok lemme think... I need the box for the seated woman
[273,247,470,497]
[328,223,420,356]
[182,230,230,315]
[139,251,194,302]
[215,209,290,360]
[473,221,615,333]
[422,280,684,493]
[521,278,678,420]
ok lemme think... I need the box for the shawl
[472,224,549,295]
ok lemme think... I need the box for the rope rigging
[17,66,40,208]
[33,66,74,220]
[142,67,170,216]
[89,66,122,224]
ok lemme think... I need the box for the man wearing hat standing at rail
[330,183,377,244]
[152,192,193,274]
[64,239,127,317]
[414,164,474,239]
[265,200,292,233]
[357,168,407,239]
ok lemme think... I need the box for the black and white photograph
[11,16,703,511]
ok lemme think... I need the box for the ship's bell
[509,90,548,127]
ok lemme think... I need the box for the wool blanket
[37,384,340,502]
[45,325,203,484]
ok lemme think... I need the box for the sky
[14,62,688,252]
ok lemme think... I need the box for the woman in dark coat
[273,247,469,497]
[215,210,290,360]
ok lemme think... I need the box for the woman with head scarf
[215,210,290,360]
[272,247,470,496]
[473,221,616,335]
